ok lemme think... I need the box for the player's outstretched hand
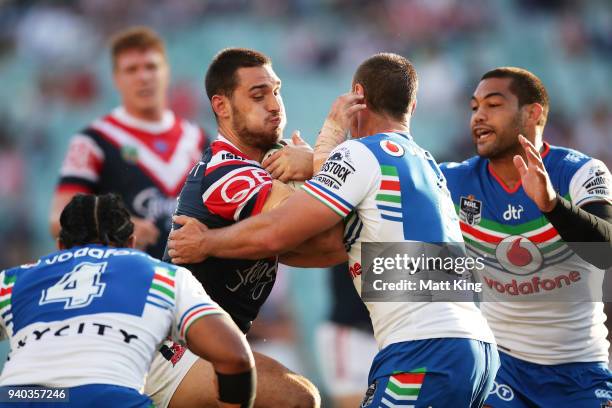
[131,217,160,250]
[167,215,210,264]
[263,130,314,182]
[513,134,558,212]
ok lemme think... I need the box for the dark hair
[204,48,271,100]
[352,53,418,121]
[481,67,549,126]
[110,26,166,68]
[59,193,134,249]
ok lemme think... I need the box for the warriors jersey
[303,132,495,349]
[441,143,612,365]
[56,107,206,259]
[164,135,276,333]
[0,245,224,389]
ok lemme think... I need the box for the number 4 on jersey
[40,262,107,309]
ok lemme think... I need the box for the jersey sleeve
[56,133,105,193]
[302,140,378,218]
[568,158,612,206]
[201,164,273,221]
[171,266,226,345]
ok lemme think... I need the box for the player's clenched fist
[167,215,211,264]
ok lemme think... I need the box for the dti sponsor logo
[502,204,524,221]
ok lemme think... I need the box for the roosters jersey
[56,107,206,259]
[0,245,224,389]
[303,132,495,350]
[441,143,612,364]
[164,135,276,333]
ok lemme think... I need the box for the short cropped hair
[481,67,549,126]
[353,53,418,121]
[59,193,134,249]
[110,26,166,69]
[205,48,271,100]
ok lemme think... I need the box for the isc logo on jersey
[202,167,272,220]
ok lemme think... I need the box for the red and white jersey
[164,135,276,333]
[56,107,207,259]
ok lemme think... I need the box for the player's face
[113,49,169,116]
[470,77,527,160]
[228,65,285,151]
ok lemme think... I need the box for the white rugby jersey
[441,144,611,364]
[0,245,225,389]
[303,133,495,350]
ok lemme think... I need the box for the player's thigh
[168,350,321,408]
[483,359,531,408]
[252,351,320,408]
[168,358,217,408]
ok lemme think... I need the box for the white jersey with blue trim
[303,132,495,349]
[441,144,611,364]
[0,245,225,389]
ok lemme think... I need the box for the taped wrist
[216,369,256,407]
[315,119,347,152]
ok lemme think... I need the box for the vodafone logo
[380,140,404,157]
[495,235,543,275]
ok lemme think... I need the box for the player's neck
[217,125,264,162]
[358,115,410,138]
[488,156,522,190]
[487,135,545,190]
[123,104,164,122]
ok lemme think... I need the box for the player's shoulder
[545,144,593,171]
[440,155,484,178]
[204,138,263,176]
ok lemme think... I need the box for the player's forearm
[543,196,612,269]
[208,213,304,259]
[280,249,348,268]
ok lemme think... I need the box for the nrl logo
[460,195,482,226]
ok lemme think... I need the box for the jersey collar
[487,142,551,194]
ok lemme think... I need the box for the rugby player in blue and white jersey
[440,67,612,407]
[0,194,255,407]
[168,53,499,408]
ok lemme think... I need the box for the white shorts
[144,340,199,408]
[315,322,378,397]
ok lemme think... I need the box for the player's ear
[525,103,543,126]
[410,98,417,115]
[353,83,365,97]
[211,95,230,119]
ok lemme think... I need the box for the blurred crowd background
[0,0,610,400]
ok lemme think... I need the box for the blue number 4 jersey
[0,245,225,390]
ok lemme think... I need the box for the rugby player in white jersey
[0,193,254,407]
[440,67,612,407]
[168,53,499,408]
